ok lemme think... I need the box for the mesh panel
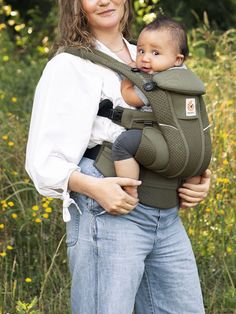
[135,135,155,167]
[179,120,202,177]
[148,90,177,127]
[159,127,186,177]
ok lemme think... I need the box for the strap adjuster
[109,109,123,122]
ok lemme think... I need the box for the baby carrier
[64,47,212,208]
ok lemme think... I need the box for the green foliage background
[0,0,235,313]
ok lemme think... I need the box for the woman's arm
[68,170,141,215]
[178,169,211,208]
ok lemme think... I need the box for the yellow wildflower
[0,23,6,30]
[2,55,9,62]
[227,99,233,106]
[218,209,225,215]
[1,200,7,208]
[0,224,4,229]
[223,159,228,166]
[226,247,232,254]
[32,205,39,211]
[8,201,14,207]
[32,213,37,217]
[35,218,42,223]
[216,194,222,200]
[11,97,17,103]
[42,202,49,208]
[45,207,52,213]
[43,213,49,219]
[47,197,53,201]
[15,23,25,32]
[2,135,8,140]
[11,213,18,219]
[8,141,14,147]
[205,208,211,213]
[3,5,12,16]
[188,228,194,236]
[24,178,30,183]
[25,277,32,283]
[7,245,13,250]
[222,178,230,184]
[0,252,7,257]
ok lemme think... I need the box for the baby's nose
[141,54,150,62]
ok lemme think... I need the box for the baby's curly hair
[144,15,189,58]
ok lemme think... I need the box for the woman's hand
[178,169,211,208]
[90,177,141,215]
[68,171,141,215]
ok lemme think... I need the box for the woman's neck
[94,28,124,52]
[94,29,133,64]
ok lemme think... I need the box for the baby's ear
[175,54,184,66]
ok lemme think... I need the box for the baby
[112,16,201,197]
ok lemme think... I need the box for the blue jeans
[66,157,205,314]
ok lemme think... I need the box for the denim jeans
[66,157,205,314]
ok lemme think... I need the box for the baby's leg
[112,130,142,198]
[115,158,140,198]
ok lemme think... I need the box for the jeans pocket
[66,204,80,247]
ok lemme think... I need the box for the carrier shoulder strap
[64,47,205,97]
[64,47,158,95]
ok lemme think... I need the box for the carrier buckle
[143,81,157,91]
[144,120,154,127]
[109,109,123,122]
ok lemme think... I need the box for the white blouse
[25,39,137,222]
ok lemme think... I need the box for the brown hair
[144,15,189,59]
[55,0,134,50]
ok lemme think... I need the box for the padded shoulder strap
[153,68,206,95]
[64,47,153,93]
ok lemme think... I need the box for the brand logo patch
[186,98,196,116]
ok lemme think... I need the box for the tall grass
[0,20,235,314]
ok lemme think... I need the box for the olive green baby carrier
[64,47,212,208]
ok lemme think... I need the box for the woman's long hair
[55,0,134,50]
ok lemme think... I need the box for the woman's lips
[98,9,115,16]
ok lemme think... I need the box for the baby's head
[136,16,189,74]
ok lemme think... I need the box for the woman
[26,1,211,313]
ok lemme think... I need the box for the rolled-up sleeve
[25,53,102,220]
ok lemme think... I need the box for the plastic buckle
[143,81,157,91]
[144,121,154,127]
[109,109,123,122]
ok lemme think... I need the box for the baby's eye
[153,51,159,56]
[138,49,145,54]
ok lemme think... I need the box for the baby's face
[136,29,184,74]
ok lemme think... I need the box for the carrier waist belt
[84,145,101,160]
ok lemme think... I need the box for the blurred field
[0,7,235,314]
